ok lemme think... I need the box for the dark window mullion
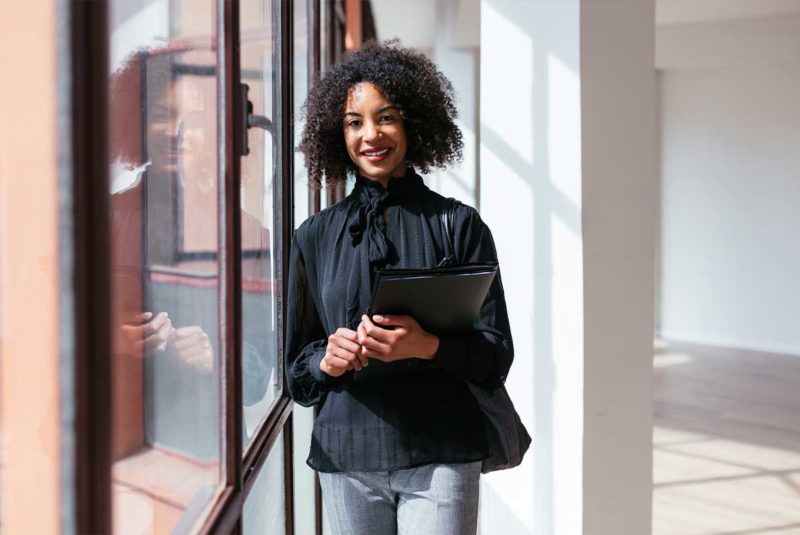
[220,0,244,500]
[324,0,346,203]
[198,0,243,529]
[283,413,296,535]
[71,1,112,533]
[309,0,321,214]
[307,2,323,533]
[277,1,295,533]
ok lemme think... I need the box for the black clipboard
[367,262,498,333]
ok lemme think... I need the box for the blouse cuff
[308,350,345,385]
[428,334,465,372]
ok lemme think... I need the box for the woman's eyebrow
[343,105,400,117]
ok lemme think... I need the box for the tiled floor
[653,340,800,535]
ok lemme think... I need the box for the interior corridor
[653,341,800,535]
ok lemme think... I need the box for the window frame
[71,2,113,533]
[199,0,295,532]
[70,0,337,532]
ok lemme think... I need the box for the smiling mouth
[361,148,391,157]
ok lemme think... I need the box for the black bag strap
[440,197,459,259]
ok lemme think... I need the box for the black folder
[368,262,498,334]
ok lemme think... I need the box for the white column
[478,1,656,534]
[580,1,656,534]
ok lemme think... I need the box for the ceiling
[656,0,800,25]
[370,0,439,49]
[368,0,800,50]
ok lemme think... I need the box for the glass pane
[108,1,222,533]
[241,0,282,449]
[316,0,335,212]
[293,407,318,535]
[294,0,311,229]
[243,431,286,535]
[291,2,318,533]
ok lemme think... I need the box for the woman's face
[343,82,408,185]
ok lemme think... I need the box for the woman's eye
[380,115,394,122]
[348,120,362,127]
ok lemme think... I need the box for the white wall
[427,0,480,207]
[480,1,581,531]
[658,17,800,355]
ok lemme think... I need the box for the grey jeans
[318,461,481,535]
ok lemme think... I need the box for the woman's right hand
[320,328,368,376]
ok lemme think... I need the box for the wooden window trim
[72,1,113,533]
[196,0,244,531]
[344,0,361,51]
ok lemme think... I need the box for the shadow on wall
[479,1,582,535]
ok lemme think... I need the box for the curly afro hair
[299,39,463,188]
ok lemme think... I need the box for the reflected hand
[120,311,173,356]
[167,325,214,374]
[357,314,439,363]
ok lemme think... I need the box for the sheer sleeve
[427,206,515,388]
[284,227,348,407]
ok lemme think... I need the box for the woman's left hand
[357,314,440,362]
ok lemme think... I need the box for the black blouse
[284,167,514,473]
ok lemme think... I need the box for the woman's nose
[363,121,381,142]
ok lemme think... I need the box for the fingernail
[374,315,383,322]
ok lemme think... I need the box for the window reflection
[243,431,285,534]
[107,0,291,528]
[240,0,282,449]
[294,0,310,228]
[108,2,221,533]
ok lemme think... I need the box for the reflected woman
[109,48,273,448]
[286,40,515,535]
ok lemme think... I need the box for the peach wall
[345,0,363,50]
[0,1,61,533]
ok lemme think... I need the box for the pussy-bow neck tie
[344,168,434,330]
[347,168,425,267]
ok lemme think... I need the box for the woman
[285,40,514,535]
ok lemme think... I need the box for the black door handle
[240,83,274,156]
